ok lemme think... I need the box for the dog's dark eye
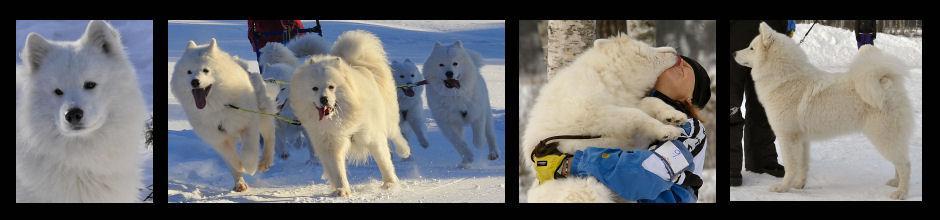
[453,62,458,66]
[187,70,192,75]
[54,88,63,96]
[312,87,319,91]
[750,47,753,50]
[438,63,444,67]
[202,68,209,73]
[411,74,414,77]
[399,75,404,78]
[84,81,97,90]
[328,85,334,90]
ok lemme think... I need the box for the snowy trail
[167,20,505,203]
[730,24,923,201]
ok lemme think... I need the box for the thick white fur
[170,38,276,192]
[17,20,145,202]
[423,41,500,167]
[734,22,913,200]
[523,34,687,203]
[289,30,411,197]
[391,59,430,148]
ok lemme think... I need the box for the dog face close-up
[172,39,232,110]
[734,22,785,69]
[291,56,350,121]
[391,59,423,97]
[425,41,475,89]
[22,21,132,137]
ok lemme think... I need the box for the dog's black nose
[191,79,200,88]
[320,96,328,106]
[65,108,84,124]
[445,71,454,79]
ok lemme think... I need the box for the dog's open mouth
[192,85,212,109]
[401,87,416,97]
[316,105,334,121]
[443,79,461,89]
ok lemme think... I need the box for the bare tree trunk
[596,20,628,39]
[545,20,595,79]
[627,20,656,45]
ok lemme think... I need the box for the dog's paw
[656,109,688,126]
[769,183,790,193]
[233,181,249,192]
[886,178,899,187]
[889,190,907,200]
[488,151,499,160]
[793,178,806,189]
[334,188,351,197]
[381,181,399,190]
[258,158,274,173]
[655,126,684,141]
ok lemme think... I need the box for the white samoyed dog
[734,22,913,200]
[16,20,146,202]
[423,41,500,168]
[170,38,276,192]
[289,30,411,197]
[522,34,687,203]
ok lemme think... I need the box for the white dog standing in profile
[734,22,913,200]
[423,41,500,168]
[17,20,146,202]
[290,30,411,197]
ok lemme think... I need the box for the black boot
[748,163,785,178]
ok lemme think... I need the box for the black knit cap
[681,55,711,108]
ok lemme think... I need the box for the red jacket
[247,20,305,52]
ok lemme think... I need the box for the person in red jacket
[248,20,321,73]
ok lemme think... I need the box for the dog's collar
[648,89,691,117]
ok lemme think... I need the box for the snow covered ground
[730,24,923,201]
[15,20,154,202]
[167,20,505,203]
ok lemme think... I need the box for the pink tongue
[192,86,211,109]
[317,106,332,121]
[444,79,461,89]
[402,87,416,97]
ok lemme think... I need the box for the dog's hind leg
[258,116,276,172]
[864,118,911,200]
[484,111,499,160]
[213,138,248,192]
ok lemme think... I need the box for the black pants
[728,20,787,177]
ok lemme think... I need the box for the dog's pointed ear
[186,40,198,50]
[404,58,413,65]
[23,33,52,72]
[208,38,219,53]
[453,41,464,48]
[759,22,775,48]
[593,38,612,48]
[434,42,443,49]
[82,20,123,57]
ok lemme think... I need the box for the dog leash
[397,80,428,89]
[798,20,818,45]
[225,104,302,125]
